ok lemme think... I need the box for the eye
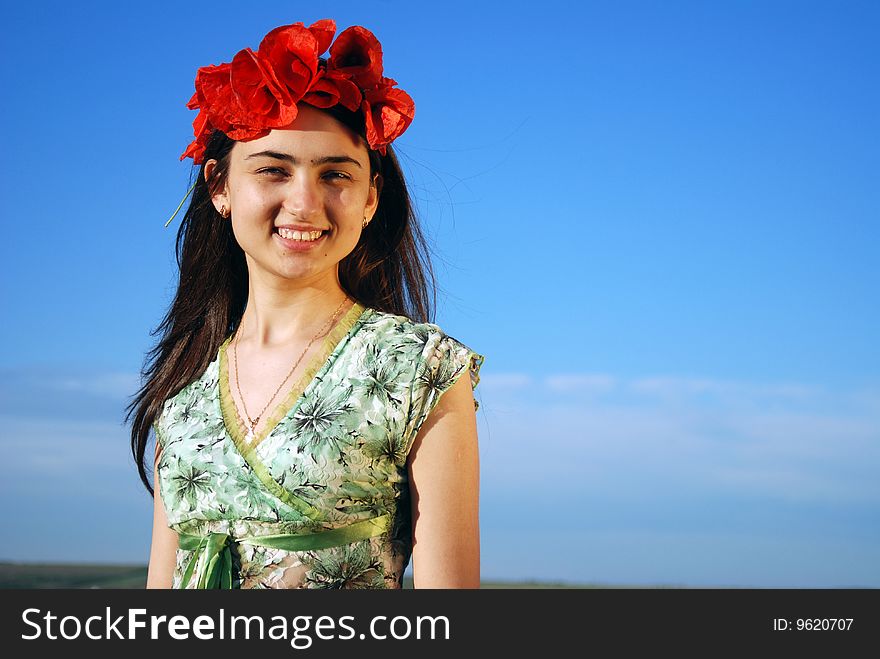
[257,167,288,177]
[323,171,352,181]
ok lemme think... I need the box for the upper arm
[407,372,480,588]
[146,442,179,589]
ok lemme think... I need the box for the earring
[219,204,229,218]
[362,216,369,229]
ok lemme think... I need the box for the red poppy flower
[229,48,298,130]
[180,107,211,162]
[179,20,415,165]
[189,62,235,133]
[257,23,321,105]
[361,78,415,154]
[328,25,384,89]
[302,69,362,112]
[307,18,336,56]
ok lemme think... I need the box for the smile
[273,227,329,251]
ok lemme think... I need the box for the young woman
[126,19,484,589]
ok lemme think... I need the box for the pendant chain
[232,296,351,442]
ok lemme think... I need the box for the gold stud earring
[362,216,369,229]
[219,204,229,218]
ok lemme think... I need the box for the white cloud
[478,373,532,389]
[627,375,825,405]
[476,371,880,505]
[0,415,133,475]
[544,374,618,393]
[48,372,141,399]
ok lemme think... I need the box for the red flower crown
[180,19,415,164]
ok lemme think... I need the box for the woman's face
[206,103,381,288]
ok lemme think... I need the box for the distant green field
[0,563,149,589]
[0,562,631,589]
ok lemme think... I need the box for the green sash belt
[176,513,392,589]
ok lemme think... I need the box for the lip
[273,227,328,252]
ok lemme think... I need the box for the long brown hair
[126,103,436,496]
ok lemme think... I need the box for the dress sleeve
[402,329,485,459]
[152,421,166,453]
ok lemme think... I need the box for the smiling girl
[126,19,484,589]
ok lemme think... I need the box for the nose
[281,171,322,219]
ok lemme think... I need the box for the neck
[238,269,353,349]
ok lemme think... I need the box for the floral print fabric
[153,303,484,589]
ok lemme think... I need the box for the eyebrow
[244,150,363,169]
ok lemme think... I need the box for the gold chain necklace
[232,296,351,444]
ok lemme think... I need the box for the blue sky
[1,0,878,586]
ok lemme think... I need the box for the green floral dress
[153,302,484,589]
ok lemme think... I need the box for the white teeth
[278,228,323,241]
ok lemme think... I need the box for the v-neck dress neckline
[218,301,369,453]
